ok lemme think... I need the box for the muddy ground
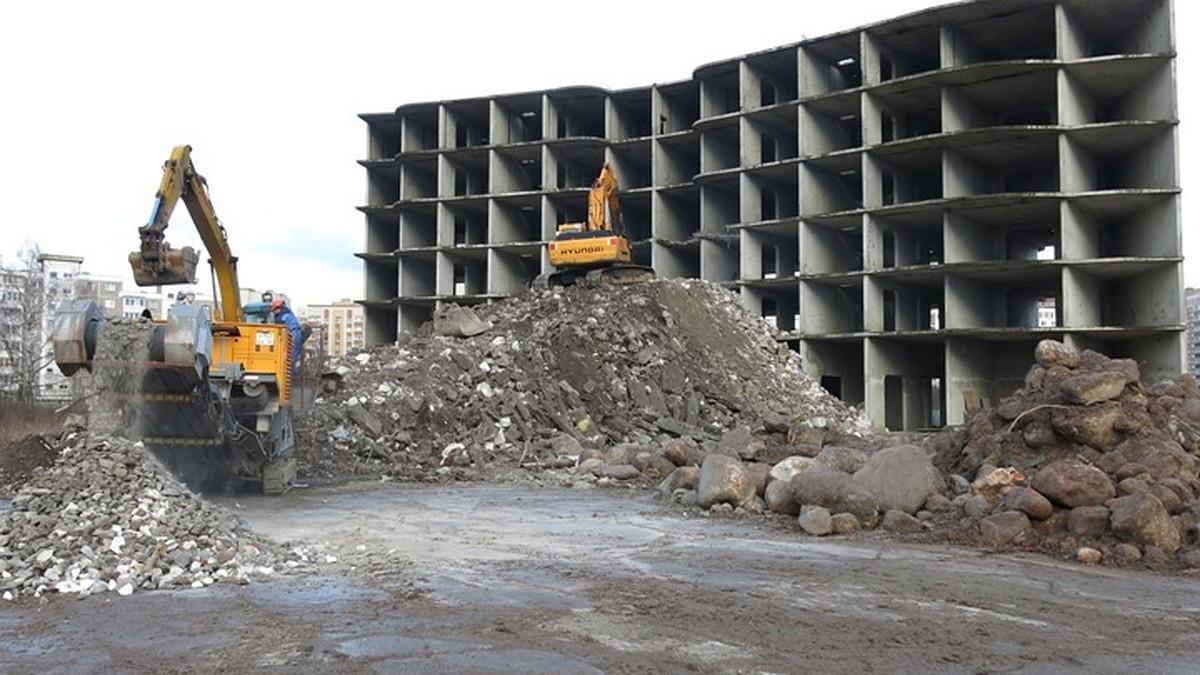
[2,482,1197,674]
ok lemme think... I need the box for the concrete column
[1061,265,1099,327]
[1058,136,1095,194]
[939,23,974,69]
[1056,4,1089,61]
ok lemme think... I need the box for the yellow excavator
[52,145,297,493]
[541,163,654,286]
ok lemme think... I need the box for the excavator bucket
[129,245,200,287]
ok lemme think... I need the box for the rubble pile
[927,339,1200,569]
[298,279,869,481]
[0,432,310,600]
[655,432,948,539]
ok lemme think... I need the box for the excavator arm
[586,163,622,234]
[130,145,242,322]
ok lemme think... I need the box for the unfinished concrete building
[359,0,1184,431]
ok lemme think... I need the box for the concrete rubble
[296,278,871,482]
[0,432,316,600]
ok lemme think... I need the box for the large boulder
[1034,339,1081,369]
[815,446,869,473]
[764,479,799,516]
[798,506,833,536]
[657,466,700,496]
[971,467,1025,501]
[853,445,942,515]
[1004,487,1054,521]
[768,456,818,484]
[1067,505,1111,537]
[632,453,677,481]
[1029,460,1115,508]
[830,513,860,534]
[1050,403,1123,450]
[1058,368,1135,405]
[432,305,491,337]
[744,462,771,498]
[979,511,1034,547]
[1109,492,1181,553]
[791,467,879,525]
[715,426,754,459]
[697,454,756,509]
[662,439,705,467]
[880,510,922,533]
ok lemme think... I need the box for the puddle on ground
[241,574,390,610]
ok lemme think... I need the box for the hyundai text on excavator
[52,145,297,494]
[540,163,654,286]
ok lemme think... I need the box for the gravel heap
[928,339,1200,569]
[0,431,314,600]
[296,278,869,481]
[0,317,326,601]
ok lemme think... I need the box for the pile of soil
[0,435,60,494]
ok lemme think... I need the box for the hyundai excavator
[52,145,297,494]
[541,163,654,286]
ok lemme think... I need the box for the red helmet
[271,299,284,311]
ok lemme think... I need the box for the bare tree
[0,243,56,403]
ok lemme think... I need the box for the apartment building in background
[304,299,365,357]
[359,0,1183,430]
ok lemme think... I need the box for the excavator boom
[129,145,242,323]
[586,163,622,233]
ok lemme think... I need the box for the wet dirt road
[3,483,1200,673]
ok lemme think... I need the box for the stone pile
[0,431,312,600]
[297,279,870,482]
[929,339,1200,569]
[652,434,947,538]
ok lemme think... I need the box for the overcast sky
[1,0,1195,307]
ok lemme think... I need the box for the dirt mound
[928,340,1200,569]
[296,279,868,481]
[0,435,60,494]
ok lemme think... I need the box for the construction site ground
[1,481,1197,673]
[5,279,1200,672]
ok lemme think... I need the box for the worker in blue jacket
[271,299,306,374]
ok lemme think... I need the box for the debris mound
[297,279,867,480]
[0,432,307,601]
[929,339,1200,569]
[0,318,336,601]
